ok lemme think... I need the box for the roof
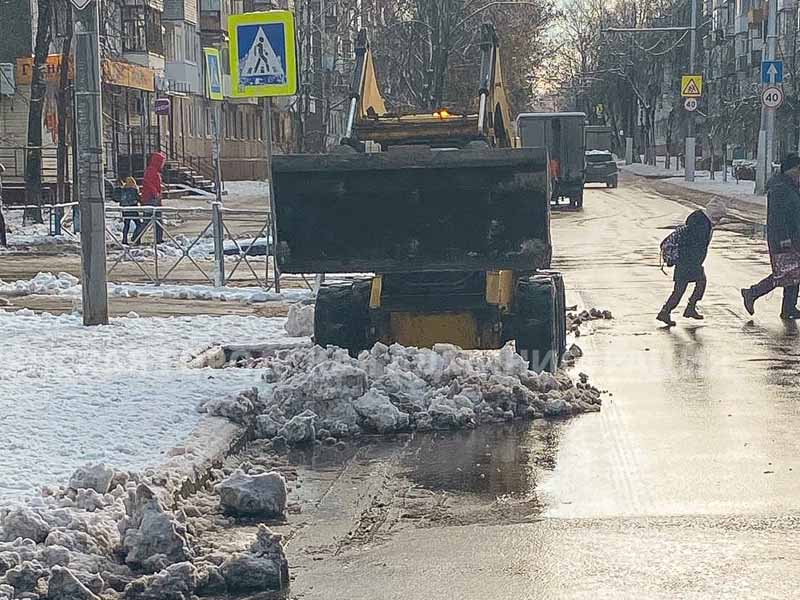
[517,112,587,123]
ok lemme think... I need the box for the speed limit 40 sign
[762,86,784,109]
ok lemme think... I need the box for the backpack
[660,226,684,273]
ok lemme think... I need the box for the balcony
[200,0,229,42]
[748,8,764,24]
[122,2,166,71]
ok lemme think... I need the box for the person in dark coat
[657,200,726,326]
[741,153,800,318]
[119,177,141,245]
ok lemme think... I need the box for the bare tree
[56,0,72,215]
[555,0,695,164]
[370,0,557,113]
[25,0,54,223]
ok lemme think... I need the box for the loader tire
[514,273,567,373]
[313,280,372,356]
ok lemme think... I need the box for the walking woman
[133,151,166,244]
[742,153,800,319]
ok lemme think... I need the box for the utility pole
[756,0,779,195]
[685,0,697,182]
[73,0,108,325]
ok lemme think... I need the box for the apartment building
[0,0,384,187]
[702,0,799,158]
[0,0,301,185]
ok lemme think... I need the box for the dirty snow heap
[202,343,603,442]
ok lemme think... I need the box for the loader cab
[269,24,568,372]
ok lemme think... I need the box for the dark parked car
[585,150,618,188]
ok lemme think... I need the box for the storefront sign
[101,59,155,92]
[154,97,171,115]
[16,56,154,92]
[16,55,73,84]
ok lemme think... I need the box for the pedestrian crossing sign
[681,75,703,98]
[203,48,224,101]
[228,11,297,98]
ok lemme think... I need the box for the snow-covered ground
[0,210,78,250]
[0,272,312,304]
[620,160,766,206]
[0,309,294,500]
[222,180,271,204]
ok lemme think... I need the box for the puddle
[400,421,565,499]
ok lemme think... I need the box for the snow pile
[0,272,80,297]
[0,464,289,599]
[113,235,216,261]
[0,310,295,500]
[284,303,314,337]
[203,343,603,441]
[0,212,78,250]
[109,282,311,304]
[567,307,613,336]
[0,272,312,305]
[223,180,270,202]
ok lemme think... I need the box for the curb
[157,415,252,506]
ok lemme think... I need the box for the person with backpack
[741,153,800,319]
[119,177,141,245]
[657,200,727,326]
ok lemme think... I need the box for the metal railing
[3,201,79,237]
[158,143,220,190]
[104,204,278,290]
[0,147,69,182]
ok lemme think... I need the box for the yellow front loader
[272,24,567,371]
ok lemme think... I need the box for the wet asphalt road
[285,176,800,599]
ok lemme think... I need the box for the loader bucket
[272,146,551,274]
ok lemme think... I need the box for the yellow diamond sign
[681,75,703,98]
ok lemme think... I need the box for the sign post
[761,60,783,85]
[762,86,784,110]
[72,0,108,325]
[228,10,297,294]
[204,47,226,287]
[681,73,702,182]
[680,75,703,98]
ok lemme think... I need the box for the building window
[185,24,198,64]
[148,10,164,54]
[220,47,231,75]
[164,24,177,61]
[122,6,146,52]
[122,6,164,55]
